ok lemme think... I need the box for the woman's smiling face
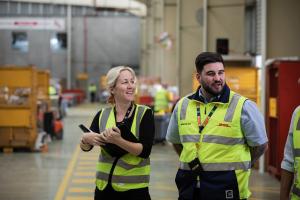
[112,70,136,103]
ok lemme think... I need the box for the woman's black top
[89,105,155,158]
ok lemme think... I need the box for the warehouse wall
[207,0,245,54]
[267,0,300,58]
[0,30,67,76]
[0,4,141,87]
[72,16,141,84]
[140,0,164,78]
[151,0,246,96]
[163,2,177,86]
[179,0,203,96]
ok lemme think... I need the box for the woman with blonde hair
[80,66,155,199]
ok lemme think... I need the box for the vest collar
[188,84,230,103]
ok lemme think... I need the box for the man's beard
[201,80,225,96]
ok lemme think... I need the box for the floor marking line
[54,145,81,200]
[68,187,93,193]
[72,178,94,184]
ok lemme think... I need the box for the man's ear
[196,72,201,83]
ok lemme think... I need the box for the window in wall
[12,32,28,52]
[50,32,67,51]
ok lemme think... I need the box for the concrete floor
[0,103,280,200]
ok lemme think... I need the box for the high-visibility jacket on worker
[95,104,151,191]
[292,108,300,200]
[177,89,251,199]
[154,88,169,112]
[88,84,97,93]
[49,85,57,95]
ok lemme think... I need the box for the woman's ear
[109,87,114,94]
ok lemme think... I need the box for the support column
[67,4,72,89]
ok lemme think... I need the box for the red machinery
[266,60,300,179]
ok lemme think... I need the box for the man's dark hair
[195,52,224,72]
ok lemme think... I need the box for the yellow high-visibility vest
[49,85,57,95]
[96,104,151,191]
[88,85,97,92]
[154,88,169,112]
[177,91,251,199]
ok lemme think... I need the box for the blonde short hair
[106,66,136,104]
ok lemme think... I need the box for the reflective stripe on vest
[180,97,190,120]
[292,108,300,199]
[180,135,200,143]
[100,107,112,132]
[96,171,150,184]
[180,134,245,145]
[99,153,150,170]
[179,161,251,171]
[202,134,245,145]
[224,94,241,122]
[135,106,146,138]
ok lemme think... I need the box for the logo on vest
[217,122,231,128]
[180,122,191,126]
[225,190,233,199]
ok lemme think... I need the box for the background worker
[49,84,57,96]
[154,83,170,113]
[80,66,155,200]
[166,52,268,200]
[280,105,300,200]
[88,82,97,103]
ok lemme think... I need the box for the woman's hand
[100,126,143,156]
[103,127,122,145]
[82,131,106,146]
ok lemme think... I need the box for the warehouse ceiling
[12,0,146,16]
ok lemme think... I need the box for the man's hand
[280,169,294,200]
[172,144,183,156]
